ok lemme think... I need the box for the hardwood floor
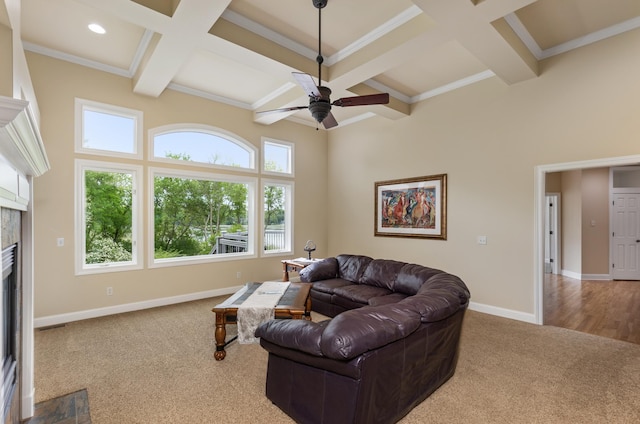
[544,274,640,344]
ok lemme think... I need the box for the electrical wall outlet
[106,287,113,296]
[56,237,64,247]
[236,271,241,279]
[477,236,487,245]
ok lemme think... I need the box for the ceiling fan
[256,0,390,129]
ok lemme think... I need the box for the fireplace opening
[1,243,18,420]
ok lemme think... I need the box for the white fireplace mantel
[0,95,50,178]
[0,94,49,420]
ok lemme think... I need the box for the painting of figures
[375,174,447,239]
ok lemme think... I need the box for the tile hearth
[25,389,91,424]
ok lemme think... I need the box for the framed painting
[375,174,447,239]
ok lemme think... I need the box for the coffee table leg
[305,294,312,320]
[214,313,227,361]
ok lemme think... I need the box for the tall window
[262,179,293,255]
[150,168,256,266]
[75,160,143,274]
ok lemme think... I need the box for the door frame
[534,154,640,325]
[544,193,561,275]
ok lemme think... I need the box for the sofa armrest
[255,319,328,356]
[320,304,421,360]
[299,257,338,282]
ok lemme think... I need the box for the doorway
[534,154,640,324]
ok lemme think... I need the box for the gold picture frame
[375,174,447,239]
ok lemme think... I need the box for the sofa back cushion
[336,254,372,282]
[360,259,405,291]
[320,304,421,360]
[395,263,444,295]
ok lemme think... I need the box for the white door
[611,193,640,280]
[544,194,560,274]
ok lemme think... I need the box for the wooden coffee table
[211,282,312,360]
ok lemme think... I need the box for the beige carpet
[34,298,640,423]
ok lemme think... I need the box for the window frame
[262,137,294,177]
[148,166,258,268]
[74,98,143,159]
[261,178,294,257]
[149,124,258,172]
[75,159,144,275]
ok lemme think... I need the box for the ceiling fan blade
[332,93,389,107]
[322,112,338,129]
[256,106,308,115]
[292,72,321,98]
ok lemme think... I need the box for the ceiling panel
[515,0,640,50]
[173,49,293,106]
[21,0,145,71]
[374,40,489,98]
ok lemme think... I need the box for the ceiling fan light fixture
[309,86,331,123]
[309,101,331,124]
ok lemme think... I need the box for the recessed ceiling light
[88,23,106,34]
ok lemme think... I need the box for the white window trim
[75,159,144,275]
[148,166,258,268]
[148,123,258,173]
[261,178,294,257]
[74,98,143,160]
[262,137,294,177]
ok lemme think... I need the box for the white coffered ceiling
[19,0,640,129]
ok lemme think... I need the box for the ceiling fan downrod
[310,0,330,124]
[314,0,327,89]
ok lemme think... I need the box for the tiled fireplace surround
[2,208,21,424]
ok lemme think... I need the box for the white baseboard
[561,269,582,280]
[34,286,243,328]
[561,270,611,281]
[468,301,537,324]
[581,274,611,280]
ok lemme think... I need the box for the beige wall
[545,172,561,194]
[556,168,610,277]
[0,23,12,97]
[561,170,582,275]
[326,28,640,315]
[27,53,329,319]
[581,168,610,275]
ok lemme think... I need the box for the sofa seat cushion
[333,284,392,304]
[368,293,408,306]
[311,278,354,295]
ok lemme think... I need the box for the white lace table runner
[237,281,289,344]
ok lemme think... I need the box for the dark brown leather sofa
[255,254,470,424]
